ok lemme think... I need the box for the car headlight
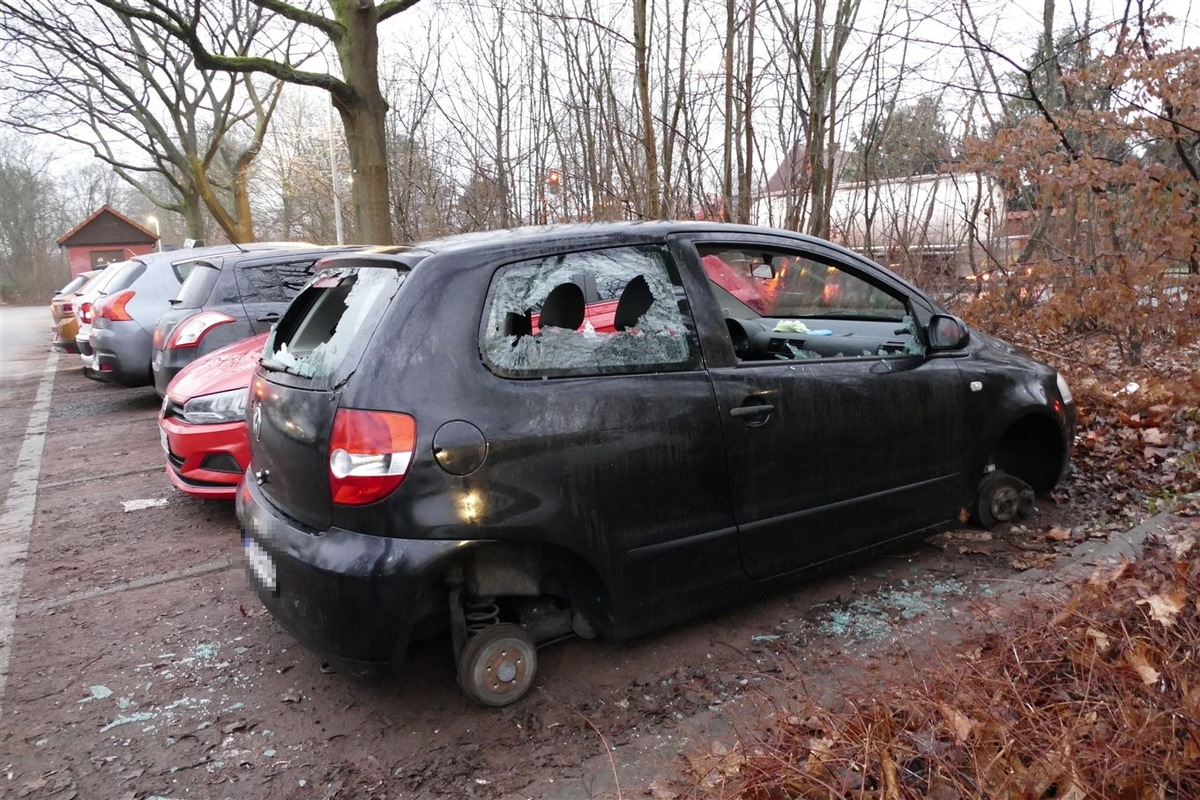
[181,388,247,424]
[1056,372,1074,405]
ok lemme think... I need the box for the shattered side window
[264,268,405,381]
[481,245,698,378]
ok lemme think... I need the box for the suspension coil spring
[464,597,500,636]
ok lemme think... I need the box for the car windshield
[263,266,407,382]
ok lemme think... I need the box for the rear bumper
[236,477,474,666]
[91,326,153,386]
[53,318,80,352]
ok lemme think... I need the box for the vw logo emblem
[251,404,262,441]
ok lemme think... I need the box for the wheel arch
[456,541,612,633]
[403,539,614,645]
[989,409,1070,491]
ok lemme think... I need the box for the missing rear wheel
[456,623,537,707]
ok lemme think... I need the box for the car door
[673,233,971,580]
[472,241,739,633]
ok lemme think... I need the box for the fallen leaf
[1144,446,1171,461]
[1142,428,1169,445]
[1086,627,1111,650]
[1011,553,1057,571]
[938,703,978,742]
[949,531,994,542]
[1046,526,1072,541]
[1137,591,1188,626]
[1127,644,1161,685]
[803,736,837,778]
[280,689,303,703]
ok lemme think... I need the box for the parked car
[237,222,1077,706]
[88,244,301,387]
[50,269,102,353]
[75,260,137,373]
[151,245,361,397]
[159,333,266,499]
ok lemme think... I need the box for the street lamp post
[147,216,162,252]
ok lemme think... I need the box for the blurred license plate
[245,538,277,591]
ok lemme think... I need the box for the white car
[73,260,135,375]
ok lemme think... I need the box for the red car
[159,333,266,499]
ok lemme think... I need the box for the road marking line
[0,350,57,719]
[40,466,164,491]
[28,557,240,613]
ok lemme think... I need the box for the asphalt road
[1,305,55,383]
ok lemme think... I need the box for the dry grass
[685,525,1200,799]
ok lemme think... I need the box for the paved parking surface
[4,304,1188,799]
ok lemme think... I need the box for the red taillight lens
[96,290,135,322]
[328,409,416,505]
[79,301,93,324]
[166,311,236,349]
[61,302,73,314]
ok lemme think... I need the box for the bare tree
[252,89,346,243]
[0,0,283,241]
[0,132,70,299]
[88,0,424,245]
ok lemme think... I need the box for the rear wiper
[260,352,316,379]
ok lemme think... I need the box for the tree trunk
[633,0,660,218]
[722,0,734,220]
[736,0,757,223]
[181,191,206,241]
[332,0,394,244]
[805,0,829,239]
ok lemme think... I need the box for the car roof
[206,244,364,266]
[130,242,315,268]
[396,221,843,258]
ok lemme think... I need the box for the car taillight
[79,302,93,324]
[166,311,236,349]
[328,408,416,506]
[62,302,73,314]
[96,290,135,322]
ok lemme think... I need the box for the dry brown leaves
[686,526,1200,799]
[1041,340,1200,534]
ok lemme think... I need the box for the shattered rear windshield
[481,244,697,378]
[263,267,406,381]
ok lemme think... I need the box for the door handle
[257,313,281,323]
[729,404,775,418]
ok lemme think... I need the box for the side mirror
[928,314,969,350]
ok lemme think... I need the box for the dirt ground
[1,337,1194,800]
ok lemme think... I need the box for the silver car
[87,245,299,387]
